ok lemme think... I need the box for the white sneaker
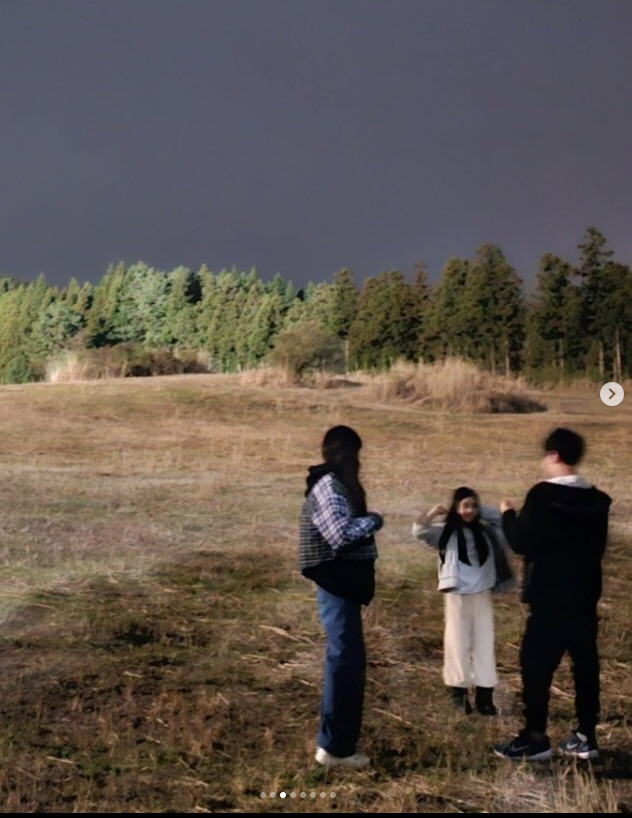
[315,747,370,768]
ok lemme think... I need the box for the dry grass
[239,359,547,413]
[0,373,630,811]
[238,366,297,388]
[353,359,547,413]
[537,377,632,395]
[47,348,210,382]
[489,766,619,812]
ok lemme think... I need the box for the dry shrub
[268,320,344,379]
[47,351,88,382]
[357,358,547,413]
[238,366,296,388]
[47,346,211,382]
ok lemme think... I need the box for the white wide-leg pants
[443,590,498,688]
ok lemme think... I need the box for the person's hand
[429,503,448,519]
[500,499,516,514]
[368,511,384,531]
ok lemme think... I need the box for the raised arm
[412,504,447,549]
[501,487,542,557]
[480,504,509,549]
[311,476,382,553]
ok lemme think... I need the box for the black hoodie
[502,480,611,612]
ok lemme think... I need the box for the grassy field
[0,373,631,812]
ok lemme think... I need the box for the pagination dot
[260,788,337,800]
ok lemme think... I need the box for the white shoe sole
[559,748,599,760]
[315,749,370,768]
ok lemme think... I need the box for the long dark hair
[306,425,367,514]
[438,486,489,566]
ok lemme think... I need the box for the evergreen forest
[1,227,630,384]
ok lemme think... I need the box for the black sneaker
[494,730,552,761]
[558,730,599,760]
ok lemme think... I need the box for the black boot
[475,686,497,716]
[449,687,472,715]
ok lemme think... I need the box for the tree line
[0,227,630,384]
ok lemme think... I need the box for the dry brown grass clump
[238,365,299,388]
[356,358,547,413]
[47,347,211,382]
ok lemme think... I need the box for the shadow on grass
[0,549,316,812]
[0,550,629,812]
[596,750,632,782]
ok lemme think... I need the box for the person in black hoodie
[299,426,383,768]
[494,428,611,761]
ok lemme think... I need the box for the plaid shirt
[299,473,379,571]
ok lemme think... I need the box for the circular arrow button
[600,381,624,406]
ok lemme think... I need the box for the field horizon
[0,372,630,812]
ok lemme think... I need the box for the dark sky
[1,0,631,288]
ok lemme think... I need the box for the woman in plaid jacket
[299,426,383,768]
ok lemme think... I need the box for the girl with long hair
[299,425,383,768]
[413,487,513,716]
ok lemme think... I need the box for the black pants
[520,608,600,737]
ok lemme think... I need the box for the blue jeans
[316,587,366,757]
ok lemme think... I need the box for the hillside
[0,374,630,812]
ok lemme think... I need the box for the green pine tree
[349,271,419,369]
[577,227,616,378]
[525,253,582,378]
[425,257,470,360]
[462,245,524,374]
